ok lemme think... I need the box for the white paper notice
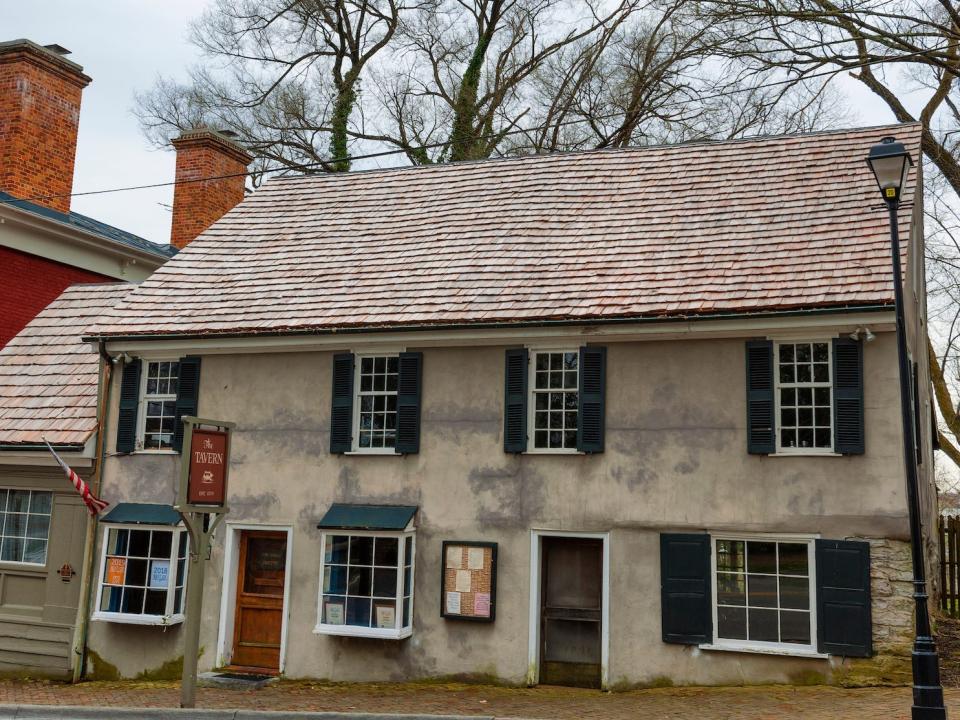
[446,546,462,569]
[467,547,484,570]
[446,591,461,614]
[455,569,472,592]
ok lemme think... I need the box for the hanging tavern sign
[176,416,234,513]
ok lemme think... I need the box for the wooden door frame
[215,523,293,673]
[526,530,610,689]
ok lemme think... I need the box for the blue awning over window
[317,504,418,531]
[101,503,181,526]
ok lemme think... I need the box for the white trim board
[216,523,294,673]
[527,530,610,690]
[101,312,896,357]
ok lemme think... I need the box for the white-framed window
[711,535,816,653]
[137,360,180,451]
[528,349,579,452]
[352,354,399,453]
[93,524,188,626]
[0,489,52,566]
[775,341,832,452]
[315,530,415,639]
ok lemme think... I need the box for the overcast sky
[8,1,908,248]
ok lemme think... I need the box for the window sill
[343,451,402,456]
[313,623,412,640]
[522,449,584,456]
[92,612,185,627]
[699,642,828,659]
[768,451,842,458]
[131,450,178,456]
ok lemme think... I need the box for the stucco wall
[88,330,921,685]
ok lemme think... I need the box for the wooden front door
[539,536,603,688]
[231,531,287,673]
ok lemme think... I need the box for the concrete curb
[0,706,499,720]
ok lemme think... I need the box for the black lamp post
[866,136,947,720]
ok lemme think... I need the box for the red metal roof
[0,283,127,446]
[87,124,921,339]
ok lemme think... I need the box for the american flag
[44,440,109,516]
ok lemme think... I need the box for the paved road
[0,681,958,719]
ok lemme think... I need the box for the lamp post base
[912,636,947,719]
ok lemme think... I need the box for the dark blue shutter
[833,338,864,454]
[396,352,423,454]
[503,348,528,453]
[660,533,711,644]
[746,341,775,454]
[577,346,606,453]
[816,539,872,657]
[173,356,201,452]
[115,359,141,454]
[330,353,355,453]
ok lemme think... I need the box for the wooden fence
[940,515,960,617]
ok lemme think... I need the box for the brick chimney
[170,128,252,249]
[0,40,91,213]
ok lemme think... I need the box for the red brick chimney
[170,128,252,249]
[0,40,91,213]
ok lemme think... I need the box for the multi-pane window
[714,538,814,649]
[530,351,579,450]
[0,490,52,565]
[777,342,832,451]
[140,361,180,450]
[318,532,414,638]
[95,526,188,624]
[355,356,399,451]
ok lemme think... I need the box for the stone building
[80,123,936,688]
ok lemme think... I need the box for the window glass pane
[747,574,777,608]
[150,531,172,559]
[101,586,123,612]
[5,514,26,537]
[326,536,348,564]
[324,565,348,595]
[126,559,148,586]
[122,587,145,614]
[747,542,776,574]
[716,540,744,572]
[350,536,373,566]
[23,540,46,564]
[778,543,808,575]
[110,529,128,556]
[373,568,397,598]
[717,606,747,640]
[813,343,828,362]
[404,536,412,565]
[26,515,49,539]
[29,492,51,514]
[1,538,23,562]
[778,576,810,610]
[780,610,811,644]
[346,596,371,626]
[403,597,410,628]
[323,595,346,624]
[347,566,372,596]
[374,537,398,567]
[717,573,746,606]
[748,607,779,642]
[7,491,29,514]
[128,531,150,557]
[144,590,167,615]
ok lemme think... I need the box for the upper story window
[0,490,52,565]
[713,536,815,653]
[775,342,832,452]
[529,350,579,451]
[355,355,399,452]
[139,361,180,451]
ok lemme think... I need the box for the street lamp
[867,136,947,720]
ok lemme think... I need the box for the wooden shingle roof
[87,124,921,340]
[0,283,128,446]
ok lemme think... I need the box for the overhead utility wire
[0,43,948,208]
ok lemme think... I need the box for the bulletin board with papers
[440,541,497,622]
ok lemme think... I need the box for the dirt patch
[936,614,960,687]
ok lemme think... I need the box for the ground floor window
[93,524,188,625]
[315,530,414,639]
[712,536,815,651]
[0,489,52,565]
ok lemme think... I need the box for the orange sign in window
[106,557,126,585]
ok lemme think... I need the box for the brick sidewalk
[0,681,958,719]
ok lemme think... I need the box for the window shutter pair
[659,533,872,657]
[329,352,423,454]
[503,346,606,453]
[745,338,864,455]
[114,356,202,454]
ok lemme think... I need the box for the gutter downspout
[70,341,113,683]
